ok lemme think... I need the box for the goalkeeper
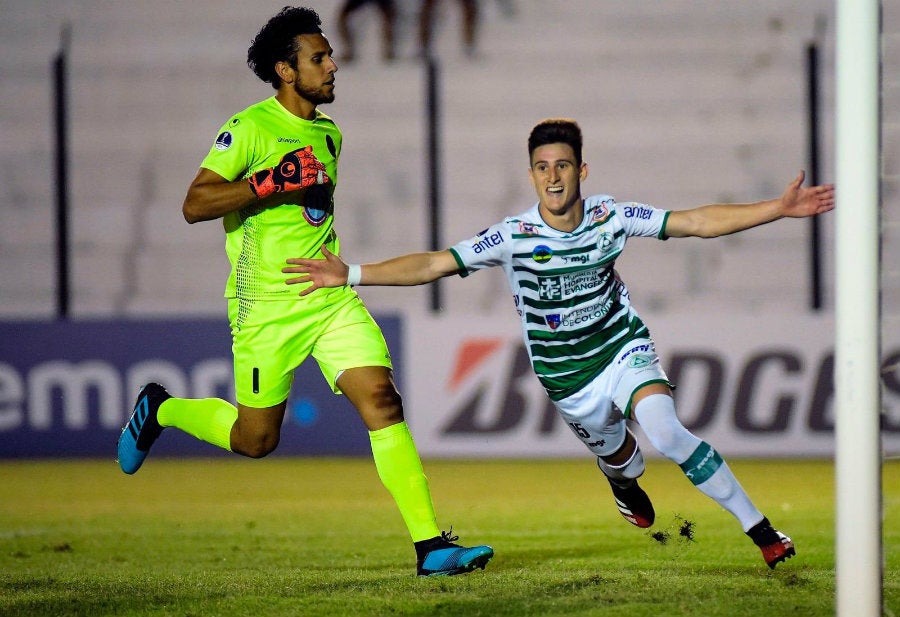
[284,118,835,570]
[116,6,492,578]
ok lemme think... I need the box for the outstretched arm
[664,171,835,238]
[284,246,461,296]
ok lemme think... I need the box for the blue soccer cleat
[415,530,494,577]
[117,383,170,474]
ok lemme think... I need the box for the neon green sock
[369,421,440,542]
[157,398,238,452]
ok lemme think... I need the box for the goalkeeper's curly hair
[248,6,323,88]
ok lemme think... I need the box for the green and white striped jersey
[449,194,670,401]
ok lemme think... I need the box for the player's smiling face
[529,143,588,224]
[291,33,337,105]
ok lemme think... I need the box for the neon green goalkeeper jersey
[200,96,342,300]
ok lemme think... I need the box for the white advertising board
[404,312,900,458]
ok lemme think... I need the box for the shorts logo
[545,314,561,330]
[214,131,233,151]
[532,245,553,263]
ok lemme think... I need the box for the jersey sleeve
[448,223,510,277]
[616,201,671,239]
[199,115,260,182]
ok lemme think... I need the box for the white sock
[634,393,764,531]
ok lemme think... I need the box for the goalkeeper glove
[248,146,330,199]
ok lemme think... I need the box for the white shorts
[552,338,670,457]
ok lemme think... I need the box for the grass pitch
[1,457,897,616]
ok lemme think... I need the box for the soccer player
[116,6,493,578]
[284,118,836,569]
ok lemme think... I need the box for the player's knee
[643,423,702,463]
[233,427,280,458]
[243,436,279,459]
[360,382,404,426]
[633,393,700,463]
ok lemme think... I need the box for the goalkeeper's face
[290,33,338,105]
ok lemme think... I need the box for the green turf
[0,457,897,616]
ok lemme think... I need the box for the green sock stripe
[679,442,723,486]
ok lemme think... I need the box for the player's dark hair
[528,118,583,166]
[248,6,323,88]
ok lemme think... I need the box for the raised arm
[664,171,835,239]
[284,245,461,296]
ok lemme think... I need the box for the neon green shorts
[228,287,392,408]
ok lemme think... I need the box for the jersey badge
[518,221,539,235]
[591,202,610,222]
[302,185,332,227]
[545,314,561,330]
[628,354,652,369]
[214,131,233,151]
[597,231,614,253]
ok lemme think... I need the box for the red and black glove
[247,146,331,199]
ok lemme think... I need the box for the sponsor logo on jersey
[229,117,241,127]
[623,205,653,220]
[545,314,561,330]
[556,297,616,328]
[618,343,653,363]
[214,131,233,151]
[538,277,562,300]
[519,221,539,235]
[277,137,306,144]
[471,230,504,254]
[538,268,608,301]
[562,253,590,265]
[532,245,553,263]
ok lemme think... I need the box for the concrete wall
[2,0,894,346]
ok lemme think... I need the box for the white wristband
[346,264,362,287]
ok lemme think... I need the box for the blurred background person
[337,0,398,62]
[419,0,479,58]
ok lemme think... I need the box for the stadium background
[0,0,898,460]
